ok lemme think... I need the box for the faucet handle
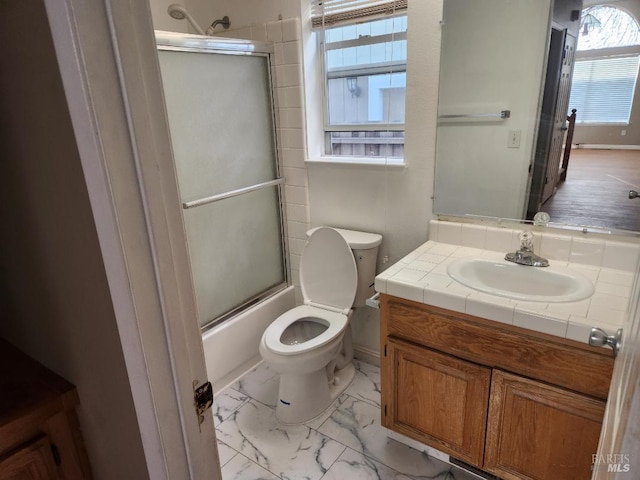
[533,212,550,226]
[519,230,534,251]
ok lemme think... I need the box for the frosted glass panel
[158,50,277,203]
[184,186,285,325]
[157,44,286,327]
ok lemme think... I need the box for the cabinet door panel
[485,370,605,480]
[0,437,60,480]
[387,339,491,466]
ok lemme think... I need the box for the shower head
[168,7,185,20]
[167,3,206,35]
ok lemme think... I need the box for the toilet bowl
[259,226,382,424]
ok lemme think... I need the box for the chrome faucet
[505,231,549,267]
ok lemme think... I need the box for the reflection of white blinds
[311,0,407,28]
[568,55,640,123]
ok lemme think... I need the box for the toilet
[259,226,382,424]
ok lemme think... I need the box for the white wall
[434,0,551,219]
[0,2,149,479]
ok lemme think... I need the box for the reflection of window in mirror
[568,6,640,124]
[311,1,407,161]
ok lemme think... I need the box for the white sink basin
[447,257,595,303]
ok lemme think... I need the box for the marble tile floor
[214,359,482,480]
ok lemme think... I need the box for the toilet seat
[263,227,357,356]
[263,305,348,355]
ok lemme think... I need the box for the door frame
[43,0,219,478]
[527,25,566,218]
[594,259,640,479]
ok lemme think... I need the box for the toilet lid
[300,227,357,311]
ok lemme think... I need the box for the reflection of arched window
[568,5,640,123]
[577,6,640,50]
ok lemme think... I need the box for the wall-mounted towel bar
[182,177,285,209]
[438,109,511,120]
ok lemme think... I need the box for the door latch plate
[194,380,213,425]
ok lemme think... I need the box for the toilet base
[275,362,355,425]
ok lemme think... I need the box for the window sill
[305,156,407,168]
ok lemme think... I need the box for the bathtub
[202,286,295,394]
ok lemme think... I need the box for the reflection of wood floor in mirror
[542,148,640,232]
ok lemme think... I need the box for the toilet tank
[307,227,382,308]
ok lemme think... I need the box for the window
[568,6,640,124]
[312,1,407,159]
[569,56,639,123]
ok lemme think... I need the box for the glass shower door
[157,38,287,329]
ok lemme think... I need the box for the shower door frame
[156,32,290,331]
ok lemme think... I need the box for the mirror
[433,0,640,233]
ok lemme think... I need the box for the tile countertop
[375,240,634,345]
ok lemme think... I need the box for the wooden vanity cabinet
[485,370,605,480]
[388,339,490,466]
[0,338,92,480]
[380,294,614,480]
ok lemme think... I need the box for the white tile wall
[460,223,487,249]
[437,221,462,244]
[281,18,299,42]
[282,166,308,186]
[284,185,307,205]
[539,234,572,262]
[569,238,605,267]
[280,86,304,108]
[266,21,283,42]
[279,148,305,168]
[218,17,308,304]
[482,226,512,252]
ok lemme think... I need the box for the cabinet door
[385,339,491,466]
[485,370,605,480]
[0,437,60,480]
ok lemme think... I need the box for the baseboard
[575,144,640,150]
[353,345,380,367]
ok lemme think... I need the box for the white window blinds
[311,0,407,28]
[568,55,640,123]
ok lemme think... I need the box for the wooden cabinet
[380,294,614,480]
[0,437,60,480]
[388,339,490,466]
[0,338,92,479]
[485,371,604,480]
